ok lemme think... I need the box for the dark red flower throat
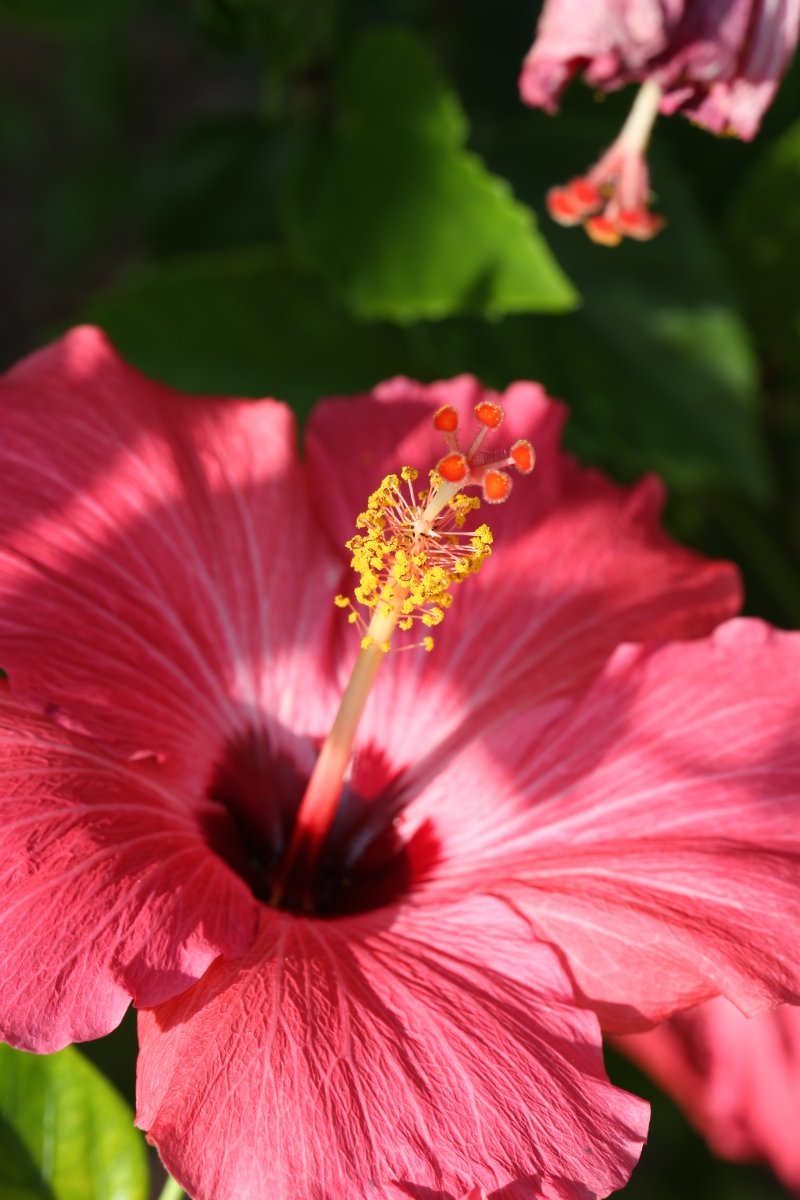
[204,728,439,916]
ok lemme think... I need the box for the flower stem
[157,1175,185,1200]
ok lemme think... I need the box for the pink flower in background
[618,999,800,1191]
[2,328,800,1198]
[540,79,666,246]
[521,0,800,242]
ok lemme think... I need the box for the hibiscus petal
[409,619,800,1031]
[519,0,673,109]
[617,998,800,1190]
[657,0,800,139]
[520,0,800,140]
[0,693,259,1051]
[0,327,339,783]
[137,897,648,1200]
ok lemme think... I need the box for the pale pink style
[521,0,800,140]
[2,328,800,1199]
[619,999,800,1191]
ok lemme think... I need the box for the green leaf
[0,1043,148,1200]
[141,119,295,258]
[79,247,554,409]
[725,114,800,378]
[548,291,766,497]
[82,247,422,407]
[284,27,576,322]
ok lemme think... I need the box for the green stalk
[157,1175,185,1200]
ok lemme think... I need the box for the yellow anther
[336,466,494,651]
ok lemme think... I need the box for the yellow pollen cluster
[334,466,493,652]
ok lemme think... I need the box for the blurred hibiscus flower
[618,998,800,1192]
[1,328,800,1200]
[521,0,800,243]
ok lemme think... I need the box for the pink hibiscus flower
[618,999,800,1191]
[2,327,800,1200]
[520,0,800,243]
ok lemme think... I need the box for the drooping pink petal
[520,0,677,110]
[0,691,259,1052]
[520,0,800,140]
[0,327,340,787]
[394,619,800,1031]
[308,378,740,772]
[654,0,800,139]
[617,998,800,1190]
[137,897,648,1200]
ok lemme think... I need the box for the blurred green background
[1,0,798,1196]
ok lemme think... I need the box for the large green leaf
[0,1044,147,1200]
[80,247,555,408]
[284,27,576,322]
[82,247,422,406]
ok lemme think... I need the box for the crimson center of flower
[207,403,534,915]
